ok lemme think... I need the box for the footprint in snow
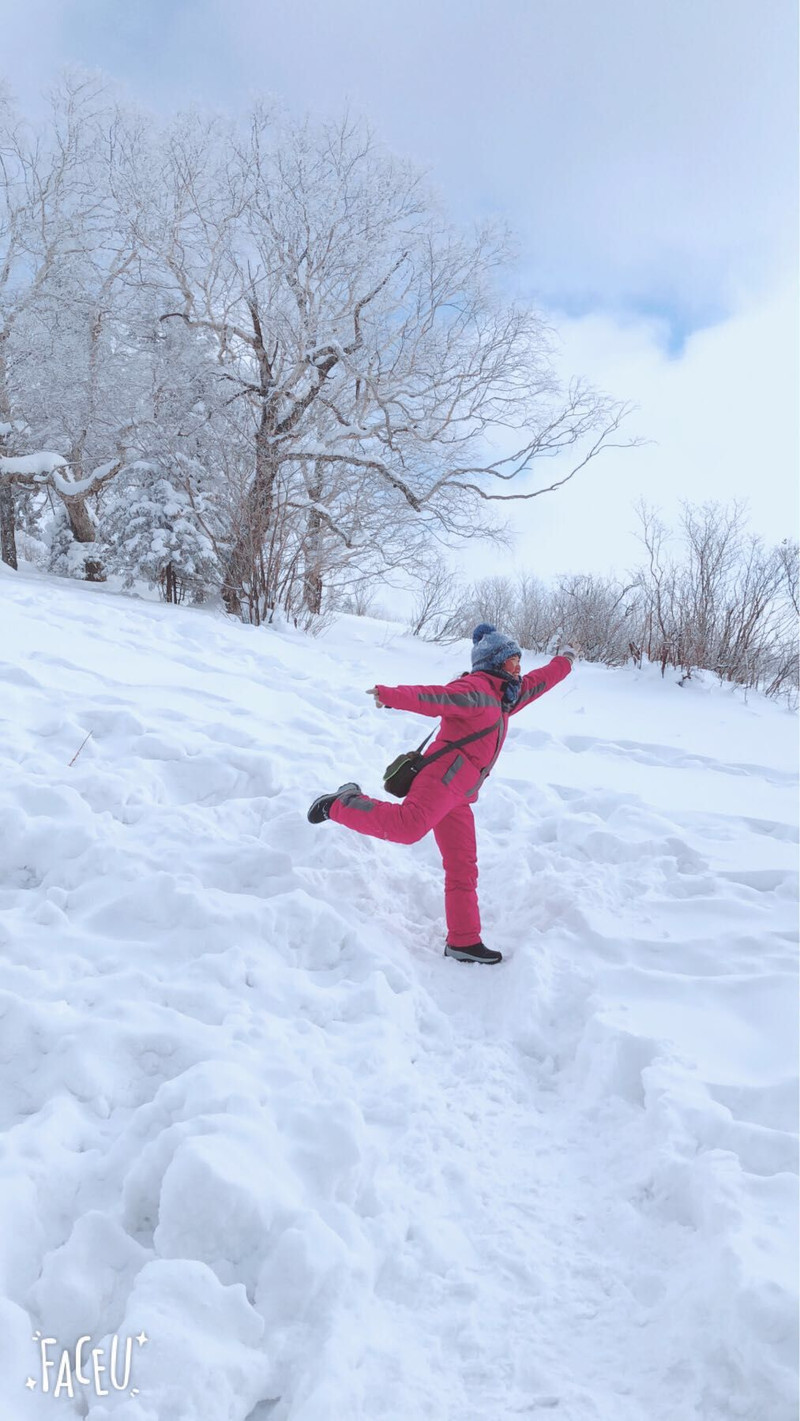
[562,734,797,786]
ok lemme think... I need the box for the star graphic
[135,1331,149,1347]
[25,1377,37,1390]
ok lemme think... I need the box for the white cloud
[214,0,797,320]
[468,277,799,584]
[2,0,796,321]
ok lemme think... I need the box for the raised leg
[329,762,463,844]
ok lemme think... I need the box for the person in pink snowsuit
[308,624,575,964]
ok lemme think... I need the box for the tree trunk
[163,561,179,603]
[0,484,17,570]
[303,465,324,615]
[62,493,105,582]
[304,562,322,613]
[304,563,323,615]
[221,420,278,618]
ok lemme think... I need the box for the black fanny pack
[383,718,501,799]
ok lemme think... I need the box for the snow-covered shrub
[48,504,84,578]
[102,466,217,603]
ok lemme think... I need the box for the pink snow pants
[329,758,481,948]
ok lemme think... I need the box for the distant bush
[632,501,798,705]
[405,501,799,707]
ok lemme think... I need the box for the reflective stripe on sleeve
[516,679,547,707]
[418,691,499,708]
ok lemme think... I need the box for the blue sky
[1,0,797,575]
[6,0,796,333]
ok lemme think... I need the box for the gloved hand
[559,644,580,663]
[366,687,385,707]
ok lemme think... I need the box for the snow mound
[1,563,797,1421]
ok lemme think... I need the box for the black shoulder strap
[414,716,503,766]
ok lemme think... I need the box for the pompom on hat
[471,623,522,673]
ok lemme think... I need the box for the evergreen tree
[102,465,216,603]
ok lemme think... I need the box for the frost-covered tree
[102,463,216,602]
[154,108,633,622]
[2,83,635,614]
[0,76,149,574]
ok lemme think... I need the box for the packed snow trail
[0,563,797,1421]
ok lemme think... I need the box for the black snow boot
[307,782,362,824]
[444,941,503,965]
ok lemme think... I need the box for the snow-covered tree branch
[1,83,636,619]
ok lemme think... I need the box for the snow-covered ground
[1,562,797,1421]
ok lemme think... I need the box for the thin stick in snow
[68,731,93,767]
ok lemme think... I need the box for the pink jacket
[375,655,572,799]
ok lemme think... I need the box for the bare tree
[764,541,799,702]
[418,500,796,705]
[1,88,637,612]
[632,500,798,700]
[1,76,101,564]
[0,75,149,575]
[549,573,639,665]
[407,553,474,641]
[153,108,634,622]
[632,501,680,673]
[514,574,558,652]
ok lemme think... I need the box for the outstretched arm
[369,677,495,717]
[509,652,574,714]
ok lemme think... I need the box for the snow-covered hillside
[1,563,797,1421]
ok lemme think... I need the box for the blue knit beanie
[471,623,522,673]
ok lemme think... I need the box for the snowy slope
[0,562,797,1421]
